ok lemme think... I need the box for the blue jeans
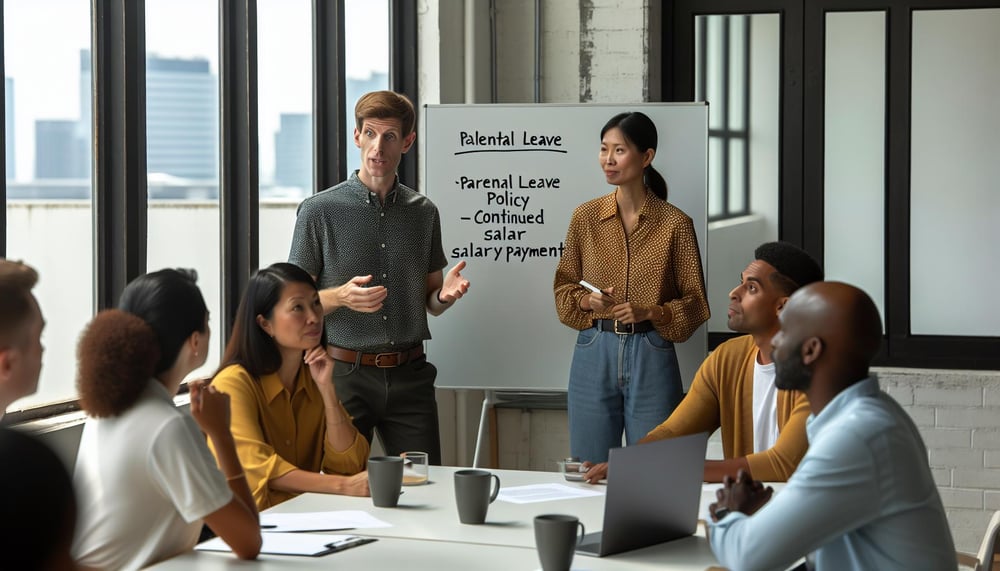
[567,327,683,463]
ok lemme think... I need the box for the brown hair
[355,90,416,136]
[0,260,39,348]
[77,310,160,418]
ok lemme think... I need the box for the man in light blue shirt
[708,282,956,571]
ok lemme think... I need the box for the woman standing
[554,111,710,463]
[210,263,369,510]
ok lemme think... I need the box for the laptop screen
[578,432,709,557]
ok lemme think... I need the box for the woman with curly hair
[72,269,260,570]
[209,262,369,510]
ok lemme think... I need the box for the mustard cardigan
[645,335,809,481]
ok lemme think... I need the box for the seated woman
[210,262,369,510]
[72,269,260,570]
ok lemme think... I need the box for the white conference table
[151,466,723,570]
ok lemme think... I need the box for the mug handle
[487,474,501,503]
[576,521,586,545]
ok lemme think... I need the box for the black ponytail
[644,165,668,201]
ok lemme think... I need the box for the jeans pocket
[641,330,675,353]
[575,327,600,348]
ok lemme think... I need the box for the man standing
[708,282,956,570]
[584,241,822,482]
[289,91,468,464]
[0,259,44,419]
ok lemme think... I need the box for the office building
[34,120,87,179]
[80,51,218,182]
[145,55,218,181]
[274,113,311,191]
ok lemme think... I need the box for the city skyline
[3,0,389,185]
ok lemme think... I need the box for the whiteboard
[424,103,708,391]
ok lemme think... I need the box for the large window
[3,0,93,409]
[0,1,409,418]
[344,0,389,177]
[696,15,751,221]
[667,1,1000,369]
[258,0,312,268]
[145,0,222,382]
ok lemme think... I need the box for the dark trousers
[332,355,442,465]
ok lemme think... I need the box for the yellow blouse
[554,189,710,342]
[210,363,370,510]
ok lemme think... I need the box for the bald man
[708,282,956,571]
[0,259,45,418]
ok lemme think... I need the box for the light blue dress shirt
[709,375,957,571]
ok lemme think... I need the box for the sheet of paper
[259,510,392,532]
[197,532,360,556]
[496,483,604,504]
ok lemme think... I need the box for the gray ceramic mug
[534,514,586,571]
[368,456,404,507]
[453,469,501,524]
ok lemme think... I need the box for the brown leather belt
[328,345,424,368]
[593,319,655,335]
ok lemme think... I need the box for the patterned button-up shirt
[289,172,448,352]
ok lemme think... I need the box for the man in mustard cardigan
[583,242,823,483]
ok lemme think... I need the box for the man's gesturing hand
[336,275,388,313]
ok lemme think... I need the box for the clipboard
[196,532,377,557]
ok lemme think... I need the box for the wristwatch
[713,507,732,520]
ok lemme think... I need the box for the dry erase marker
[579,280,603,294]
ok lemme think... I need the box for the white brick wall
[878,367,1000,553]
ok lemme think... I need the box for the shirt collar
[596,188,659,222]
[806,374,880,441]
[596,192,619,221]
[350,171,400,205]
[146,378,174,403]
[260,365,314,404]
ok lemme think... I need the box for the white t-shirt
[751,357,778,453]
[72,381,232,571]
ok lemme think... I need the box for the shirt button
[390,341,395,345]
[383,315,387,320]
[380,212,385,217]
[382,273,387,278]
[381,243,385,248]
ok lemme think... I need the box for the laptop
[576,431,709,557]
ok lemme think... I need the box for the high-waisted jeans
[567,326,683,463]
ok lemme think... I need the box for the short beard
[774,342,812,391]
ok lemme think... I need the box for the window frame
[696,14,753,222]
[665,0,1000,369]
[0,0,409,422]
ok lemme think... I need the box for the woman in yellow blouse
[210,262,369,510]
[554,111,710,464]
